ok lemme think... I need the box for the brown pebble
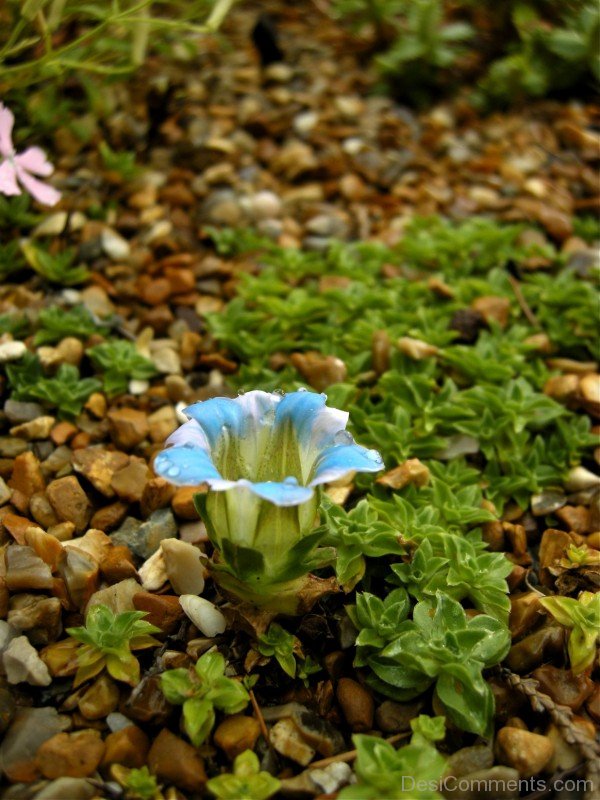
[36,730,105,778]
[495,726,554,777]
[213,715,261,761]
[147,728,206,792]
[336,677,374,732]
[102,725,149,768]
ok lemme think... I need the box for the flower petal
[14,165,61,206]
[154,444,231,487]
[309,443,383,486]
[15,146,54,176]
[184,397,246,445]
[0,160,21,196]
[0,104,15,158]
[165,418,211,451]
[237,477,314,506]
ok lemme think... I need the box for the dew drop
[167,466,180,477]
[283,476,299,486]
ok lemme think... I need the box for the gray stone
[0,707,69,781]
[111,509,176,559]
[0,437,28,458]
[3,636,52,686]
[4,400,46,424]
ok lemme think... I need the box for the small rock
[107,408,149,449]
[33,777,97,800]
[398,336,439,360]
[545,723,580,773]
[78,674,120,720]
[5,545,54,591]
[532,665,594,711]
[124,675,171,726]
[506,624,565,673]
[138,548,168,591]
[147,406,178,444]
[270,718,315,766]
[290,351,347,392]
[60,546,99,609]
[102,725,149,768]
[0,478,10,506]
[555,505,591,534]
[72,448,130,498]
[3,635,52,686]
[111,459,150,503]
[377,459,430,490]
[531,491,567,516]
[147,728,207,792]
[565,466,600,492]
[336,678,374,732]
[509,592,545,639]
[375,700,423,733]
[8,595,62,646]
[133,592,184,634]
[101,229,130,261]
[213,714,261,761]
[179,595,226,637]
[36,729,105,778]
[446,745,493,778]
[0,342,27,363]
[580,374,600,416]
[9,416,55,441]
[100,545,138,583]
[0,707,70,782]
[4,400,46,424]
[46,476,93,534]
[172,486,202,519]
[86,578,142,614]
[495,726,554,777]
[161,539,204,595]
[0,437,28,457]
[471,295,511,327]
[446,766,520,800]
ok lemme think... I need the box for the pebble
[133,591,184,634]
[33,777,97,800]
[4,400,45,423]
[111,459,151,503]
[36,730,105,778]
[0,476,13,506]
[336,678,374,732]
[3,635,52,686]
[377,459,430,490]
[138,548,168,591]
[7,594,62,646]
[0,342,27,363]
[270,718,316,766]
[161,538,205,595]
[565,466,600,491]
[375,700,423,733]
[5,546,54,591]
[9,416,56,441]
[147,728,207,792]
[101,229,131,261]
[78,674,120,720]
[213,714,261,760]
[530,491,566,516]
[46,476,93,534]
[102,725,149,768]
[0,707,70,782]
[107,408,149,448]
[446,745,493,778]
[179,595,226,637]
[531,665,594,711]
[495,727,554,777]
[72,448,130,497]
[86,577,141,614]
[290,351,347,392]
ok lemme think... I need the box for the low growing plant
[350,591,511,736]
[160,650,250,746]
[539,591,600,674]
[66,604,160,687]
[34,304,105,345]
[123,767,162,800]
[21,242,89,285]
[338,715,447,799]
[206,750,280,800]
[257,623,299,678]
[88,340,158,397]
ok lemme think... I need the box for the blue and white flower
[154,389,383,608]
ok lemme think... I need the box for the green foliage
[322,497,405,590]
[376,0,474,103]
[257,623,299,678]
[160,651,250,746]
[338,715,447,799]
[67,604,160,687]
[99,141,140,181]
[34,305,106,345]
[350,592,511,735]
[540,591,600,673]
[0,195,41,229]
[389,533,512,620]
[6,354,102,418]
[21,242,89,286]
[476,3,600,106]
[207,750,280,800]
[0,241,27,279]
[0,0,236,92]
[88,340,158,397]
[0,312,29,338]
[572,215,600,244]
[123,767,161,800]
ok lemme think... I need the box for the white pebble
[0,341,26,363]
[3,636,51,686]
[161,539,205,595]
[179,595,226,637]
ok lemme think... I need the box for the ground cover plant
[0,0,598,798]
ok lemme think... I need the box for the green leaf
[183,696,215,746]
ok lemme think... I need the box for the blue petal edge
[310,444,384,486]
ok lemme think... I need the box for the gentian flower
[0,103,61,206]
[155,389,383,610]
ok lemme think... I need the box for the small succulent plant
[540,591,600,674]
[207,750,280,800]
[66,604,160,687]
[160,650,250,746]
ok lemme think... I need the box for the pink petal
[15,165,61,206]
[0,104,15,158]
[15,147,54,177]
[0,159,21,196]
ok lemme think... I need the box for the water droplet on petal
[366,449,383,463]
[334,430,354,445]
[283,476,299,486]
[167,466,180,477]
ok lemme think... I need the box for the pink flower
[0,103,61,207]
